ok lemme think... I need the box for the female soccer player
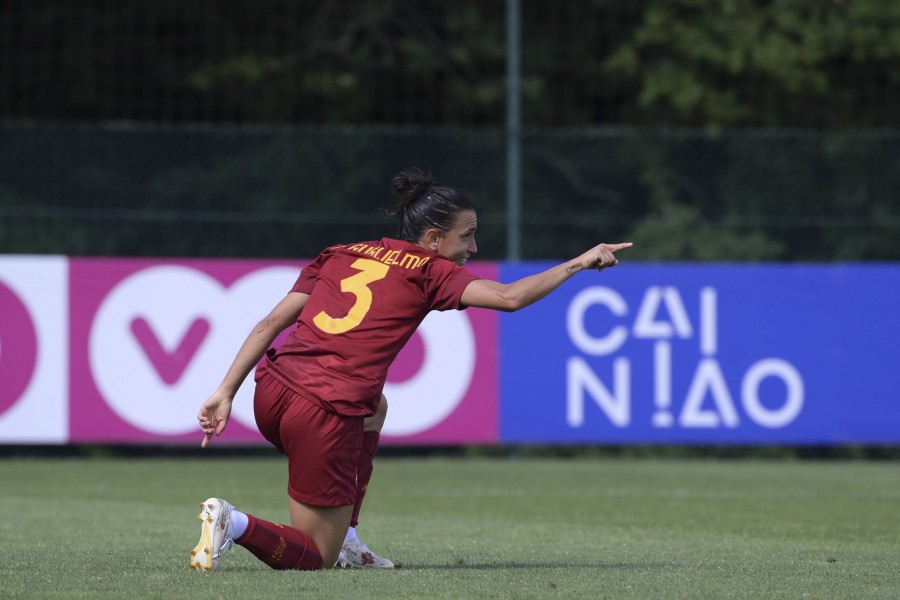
[190,168,632,572]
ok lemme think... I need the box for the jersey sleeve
[424,259,481,311]
[290,248,330,294]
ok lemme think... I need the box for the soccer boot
[189,498,235,572]
[336,540,396,569]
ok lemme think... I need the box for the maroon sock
[236,514,324,570]
[350,431,380,528]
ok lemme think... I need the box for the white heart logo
[89,265,299,435]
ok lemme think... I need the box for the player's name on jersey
[346,243,431,270]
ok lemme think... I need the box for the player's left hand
[197,392,234,448]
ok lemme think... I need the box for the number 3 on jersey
[313,258,390,334]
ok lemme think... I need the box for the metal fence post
[506,0,522,261]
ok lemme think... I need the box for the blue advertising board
[499,263,900,444]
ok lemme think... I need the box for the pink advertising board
[52,257,498,445]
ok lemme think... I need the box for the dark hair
[383,168,476,243]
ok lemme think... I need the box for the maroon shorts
[254,369,363,507]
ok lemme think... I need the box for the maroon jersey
[264,238,480,416]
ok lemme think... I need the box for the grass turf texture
[1,456,898,599]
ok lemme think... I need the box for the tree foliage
[2,0,900,128]
[605,0,900,128]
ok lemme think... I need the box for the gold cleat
[188,499,234,572]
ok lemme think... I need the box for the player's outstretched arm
[198,291,308,448]
[460,242,632,312]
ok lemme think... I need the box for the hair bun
[391,168,433,204]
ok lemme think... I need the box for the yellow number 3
[313,258,390,334]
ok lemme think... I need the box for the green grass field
[1,455,898,599]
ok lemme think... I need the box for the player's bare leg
[289,498,353,568]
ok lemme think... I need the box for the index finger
[607,242,633,252]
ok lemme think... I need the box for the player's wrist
[214,386,238,401]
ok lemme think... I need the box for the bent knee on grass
[289,499,353,566]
